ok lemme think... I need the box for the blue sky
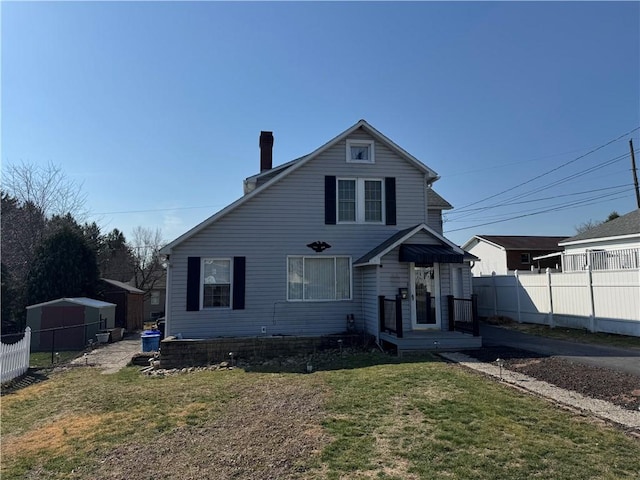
[2,1,639,247]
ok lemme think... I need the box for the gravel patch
[441,349,640,435]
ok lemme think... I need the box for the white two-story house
[159,120,480,359]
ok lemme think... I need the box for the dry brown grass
[2,413,103,458]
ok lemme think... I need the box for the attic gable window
[346,139,375,164]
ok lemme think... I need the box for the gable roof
[559,209,640,245]
[464,235,568,251]
[354,224,464,266]
[100,278,145,294]
[27,297,117,310]
[161,120,442,254]
[427,188,453,210]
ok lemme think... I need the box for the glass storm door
[412,265,439,329]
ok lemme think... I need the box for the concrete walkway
[480,324,640,377]
[69,332,143,374]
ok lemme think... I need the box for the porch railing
[447,295,479,336]
[379,295,403,338]
[562,248,640,272]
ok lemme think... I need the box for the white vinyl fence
[474,269,640,336]
[1,327,31,383]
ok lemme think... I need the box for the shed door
[41,306,85,350]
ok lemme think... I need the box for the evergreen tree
[1,263,18,332]
[26,226,99,305]
[100,228,136,282]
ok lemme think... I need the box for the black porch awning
[399,244,464,264]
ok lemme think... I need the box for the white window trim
[346,139,375,164]
[286,255,353,302]
[337,177,385,224]
[201,257,233,309]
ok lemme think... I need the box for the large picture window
[287,256,351,301]
[337,178,384,223]
[202,258,231,308]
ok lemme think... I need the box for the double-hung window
[337,178,384,223]
[288,256,351,301]
[202,258,231,308]
[338,179,357,222]
[150,291,160,306]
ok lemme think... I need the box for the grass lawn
[2,352,639,479]
[496,322,640,350]
[29,351,83,369]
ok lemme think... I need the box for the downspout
[424,173,429,224]
[162,252,172,337]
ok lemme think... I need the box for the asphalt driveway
[480,324,640,377]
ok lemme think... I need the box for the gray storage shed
[26,297,116,351]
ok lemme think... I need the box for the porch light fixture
[307,241,331,253]
[159,253,170,268]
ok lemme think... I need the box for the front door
[411,264,440,329]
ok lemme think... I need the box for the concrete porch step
[379,331,482,353]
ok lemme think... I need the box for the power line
[90,204,226,216]
[452,126,640,213]
[445,191,634,234]
[446,188,633,224]
[440,146,590,178]
[446,188,634,224]
[447,151,634,221]
[445,183,633,216]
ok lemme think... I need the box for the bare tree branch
[130,226,166,298]
[3,161,88,220]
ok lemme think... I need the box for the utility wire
[91,204,226,216]
[446,183,633,215]
[445,191,633,233]
[447,151,633,221]
[452,126,640,212]
[446,188,635,223]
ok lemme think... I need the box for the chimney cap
[259,131,274,145]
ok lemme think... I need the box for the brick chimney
[259,131,274,172]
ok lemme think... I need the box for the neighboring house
[160,120,480,354]
[558,209,640,272]
[462,235,568,276]
[26,297,116,351]
[144,271,166,322]
[99,278,144,331]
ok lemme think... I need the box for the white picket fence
[1,327,31,383]
[474,269,640,336]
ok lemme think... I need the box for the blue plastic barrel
[141,330,161,352]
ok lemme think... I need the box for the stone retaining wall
[159,334,368,369]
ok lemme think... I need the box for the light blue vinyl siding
[359,266,379,336]
[166,128,451,338]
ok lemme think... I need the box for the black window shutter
[325,176,336,225]
[385,177,397,225]
[186,257,201,311]
[232,256,246,310]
